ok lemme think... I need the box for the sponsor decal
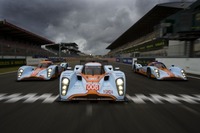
[103,90,113,95]
[123,58,133,64]
[86,83,100,90]
[88,77,98,80]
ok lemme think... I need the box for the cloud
[0,0,196,55]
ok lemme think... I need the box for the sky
[0,0,196,55]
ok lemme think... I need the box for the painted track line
[0,71,17,75]
[187,75,200,80]
[180,105,200,116]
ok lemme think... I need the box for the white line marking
[126,94,200,104]
[180,105,200,116]
[1,93,200,104]
[0,93,58,103]
[0,71,17,75]
[187,75,200,80]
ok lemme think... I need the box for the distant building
[0,20,54,58]
[42,42,81,57]
[106,1,200,58]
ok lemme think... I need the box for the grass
[0,66,19,74]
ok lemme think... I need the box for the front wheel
[147,69,151,78]
[55,67,59,78]
[132,65,136,73]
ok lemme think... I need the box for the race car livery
[59,61,126,101]
[17,61,68,81]
[132,60,187,80]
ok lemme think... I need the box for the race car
[132,60,187,80]
[58,60,126,101]
[17,60,68,81]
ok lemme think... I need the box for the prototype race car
[17,60,68,81]
[59,60,126,101]
[132,60,187,80]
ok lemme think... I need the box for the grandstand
[0,20,54,58]
[106,1,200,58]
[41,42,81,57]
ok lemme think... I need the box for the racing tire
[133,65,137,73]
[147,69,151,79]
[55,67,59,78]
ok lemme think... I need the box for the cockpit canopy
[82,64,105,75]
[149,62,167,69]
[38,61,53,68]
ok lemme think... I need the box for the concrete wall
[156,58,200,75]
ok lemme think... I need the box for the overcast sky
[0,0,196,55]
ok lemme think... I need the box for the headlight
[154,69,159,73]
[119,90,123,95]
[62,90,66,96]
[47,68,53,78]
[61,78,70,96]
[181,69,186,77]
[48,68,52,72]
[62,78,69,85]
[116,78,123,86]
[62,85,67,90]
[154,69,160,78]
[116,78,124,96]
[118,86,123,91]
[18,69,24,78]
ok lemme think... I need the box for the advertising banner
[0,59,26,68]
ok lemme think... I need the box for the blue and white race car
[132,60,187,80]
[59,61,126,101]
[17,60,68,81]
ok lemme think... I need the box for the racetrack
[0,61,200,133]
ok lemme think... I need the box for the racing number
[86,83,99,90]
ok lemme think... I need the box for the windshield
[154,62,166,69]
[38,63,52,68]
[83,66,104,75]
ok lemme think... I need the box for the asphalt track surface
[0,61,200,133]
